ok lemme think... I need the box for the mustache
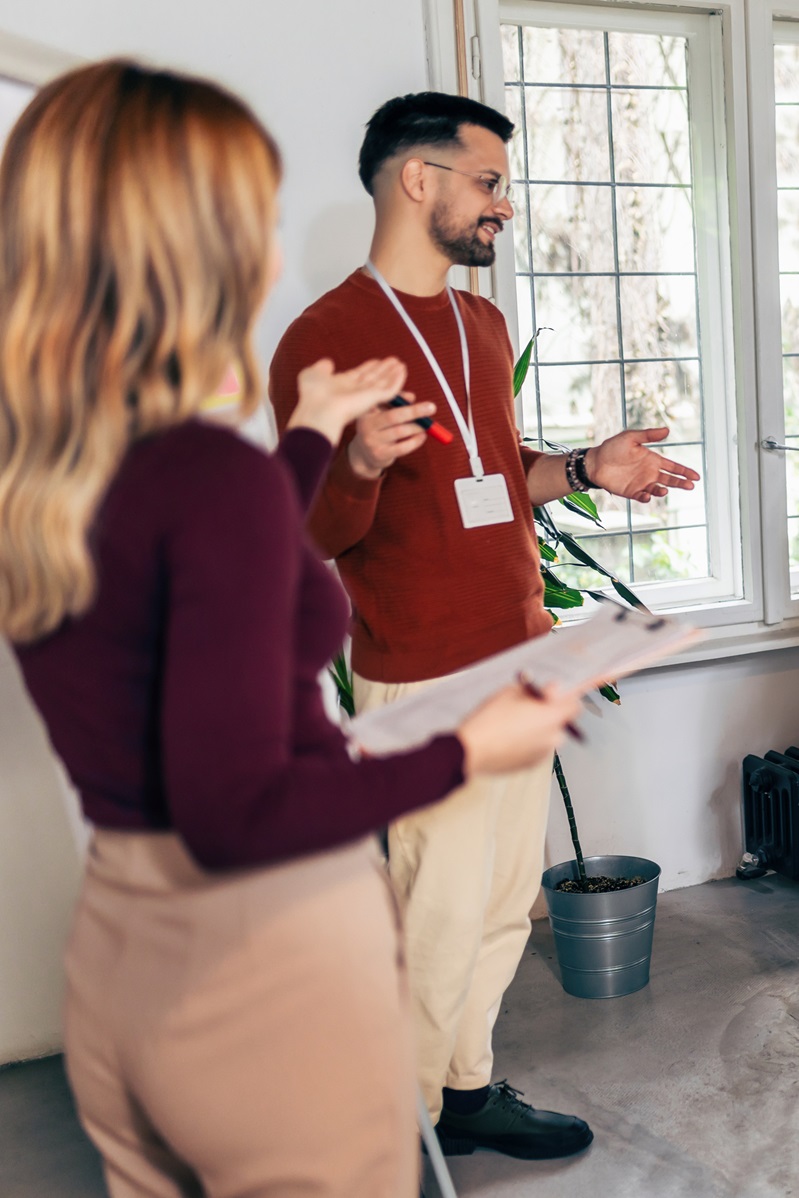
[478,218,503,233]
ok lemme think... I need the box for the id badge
[454,474,515,529]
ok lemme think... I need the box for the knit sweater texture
[13,422,465,870]
[269,269,552,683]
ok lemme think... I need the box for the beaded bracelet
[565,447,597,492]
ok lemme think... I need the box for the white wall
[0,0,798,1065]
[538,645,799,915]
[0,0,431,363]
[0,0,431,1065]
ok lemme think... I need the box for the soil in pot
[555,874,646,894]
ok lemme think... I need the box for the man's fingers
[391,431,428,457]
[635,426,670,443]
[656,456,700,481]
[658,470,696,490]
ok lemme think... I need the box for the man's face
[425,123,514,268]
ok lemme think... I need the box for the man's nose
[493,194,514,221]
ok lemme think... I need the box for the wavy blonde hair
[0,60,281,643]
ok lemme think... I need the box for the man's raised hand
[584,427,700,504]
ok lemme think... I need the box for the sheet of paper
[348,603,699,756]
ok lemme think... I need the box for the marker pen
[387,396,453,445]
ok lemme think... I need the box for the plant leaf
[513,337,535,398]
[558,492,602,525]
[544,586,585,609]
[541,566,585,608]
[533,503,559,540]
[557,531,616,579]
[538,537,558,562]
[329,651,355,718]
[611,577,651,613]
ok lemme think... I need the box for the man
[270,92,698,1162]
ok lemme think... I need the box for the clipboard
[348,602,700,756]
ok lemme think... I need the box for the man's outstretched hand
[584,427,700,503]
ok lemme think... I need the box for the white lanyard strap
[366,259,484,478]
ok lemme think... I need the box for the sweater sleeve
[274,426,335,514]
[161,438,465,871]
[269,314,383,558]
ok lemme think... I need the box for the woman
[0,61,578,1197]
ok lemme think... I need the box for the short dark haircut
[358,91,514,195]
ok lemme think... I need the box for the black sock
[442,1084,491,1115]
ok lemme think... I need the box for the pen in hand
[516,673,585,743]
[387,396,454,445]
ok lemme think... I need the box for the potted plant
[515,334,661,1000]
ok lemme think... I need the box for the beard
[429,200,500,267]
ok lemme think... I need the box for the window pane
[785,437,799,517]
[560,532,631,586]
[523,87,610,182]
[501,16,723,605]
[522,26,607,87]
[608,31,687,88]
[779,274,799,352]
[777,189,799,271]
[775,43,799,102]
[624,357,702,442]
[529,183,616,273]
[616,185,695,273]
[632,526,709,583]
[502,24,522,82]
[505,85,526,180]
[774,37,799,596]
[512,183,532,272]
[611,88,691,186]
[775,103,799,188]
[783,356,799,436]
[534,275,619,363]
[538,361,623,444]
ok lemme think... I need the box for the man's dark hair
[358,91,514,196]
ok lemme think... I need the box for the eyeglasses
[422,161,514,205]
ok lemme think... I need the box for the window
[498,8,739,613]
[425,0,799,655]
[773,25,799,598]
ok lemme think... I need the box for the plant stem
[553,751,588,889]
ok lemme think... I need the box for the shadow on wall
[0,640,87,1064]
[301,200,374,302]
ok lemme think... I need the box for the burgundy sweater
[269,270,553,683]
[13,421,465,871]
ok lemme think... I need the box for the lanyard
[366,259,484,479]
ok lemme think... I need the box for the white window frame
[748,5,799,628]
[424,0,799,666]
[0,28,77,87]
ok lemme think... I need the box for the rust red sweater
[270,270,551,683]
[13,422,465,870]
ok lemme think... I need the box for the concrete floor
[1,874,797,1198]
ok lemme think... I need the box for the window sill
[637,616,799,673]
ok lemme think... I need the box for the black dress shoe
[435,1079,593,1160]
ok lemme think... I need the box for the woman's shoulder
[116,419,298,528]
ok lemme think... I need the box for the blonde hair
[0,60,281,642]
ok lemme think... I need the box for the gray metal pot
[541,854,661,999]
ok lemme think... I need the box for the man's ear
[399,157,427,202]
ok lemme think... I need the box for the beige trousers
[64,830,418,1198]
[353,673,553,1123]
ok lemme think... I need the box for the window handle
[761,436,799,452]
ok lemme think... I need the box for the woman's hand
[287,357,409,448]
[457,683,581,777]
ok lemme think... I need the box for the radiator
[739,749,799,881]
